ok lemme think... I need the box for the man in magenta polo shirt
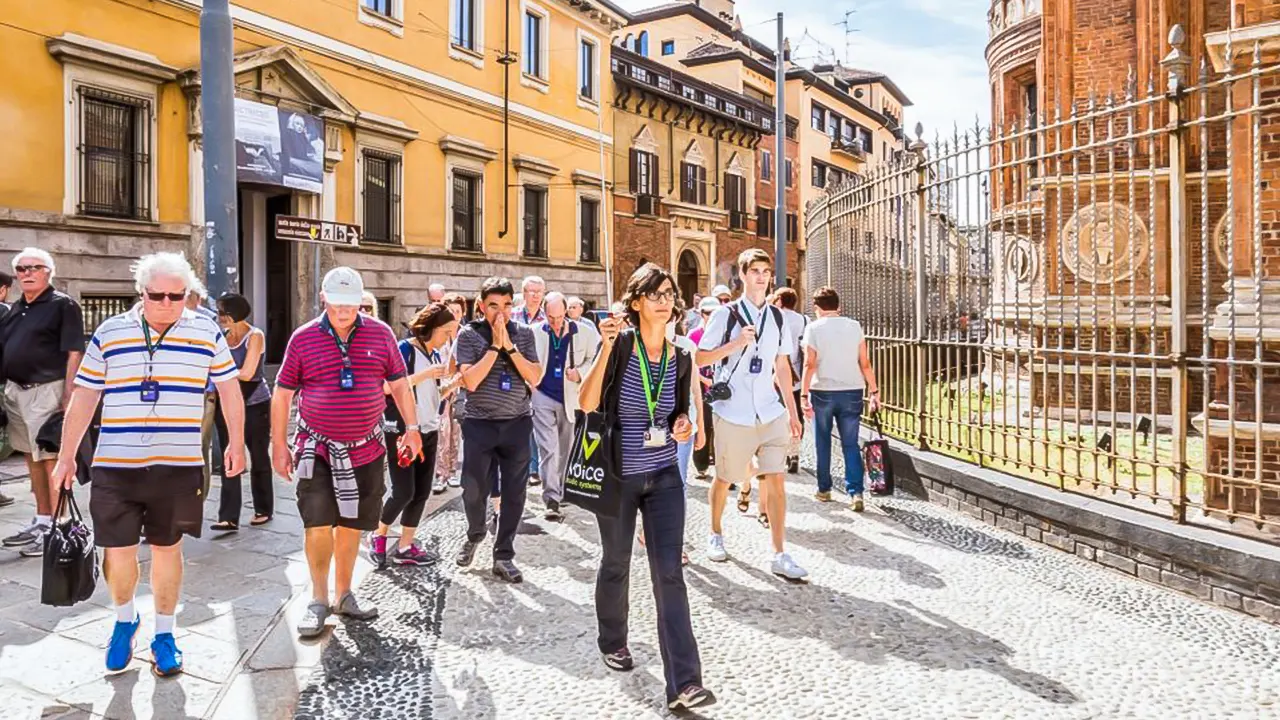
[271,267,423,639]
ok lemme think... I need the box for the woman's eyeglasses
[145,291,186,303]
[644,289,676,303]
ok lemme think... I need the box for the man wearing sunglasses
[53,252,245,678]
[0,248,85,557]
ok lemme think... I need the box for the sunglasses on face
[14,265,47,275]
[360,305,375,313]
[145,291,186,303]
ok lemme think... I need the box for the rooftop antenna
[835,8,860,65]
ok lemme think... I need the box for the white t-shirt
[670,331,699,427]
[402,339,444,432]
[779,308,807,391]
[802,316,866,391]
[697,298,796,426]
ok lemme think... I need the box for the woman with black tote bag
[577,263,714,713]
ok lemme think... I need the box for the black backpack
[717,301,783,375]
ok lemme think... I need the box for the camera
[705,381,733,403]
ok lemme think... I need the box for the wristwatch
[404,423,422,432]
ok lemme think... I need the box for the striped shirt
[618,348,678,476]
[454,321,538,421]
[75,307,236,468]
[276,315,406,468]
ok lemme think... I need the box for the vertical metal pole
[912,125,929,449]
[1162,26,1191,523]
[774,13,786,285]
[200,0,239,301]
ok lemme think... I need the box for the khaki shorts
[713,413,790,484]
[3,380,62,461]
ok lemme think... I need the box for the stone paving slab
[418,475,1280,720]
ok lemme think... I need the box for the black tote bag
[41,487,99,607]
[561,332,632,518]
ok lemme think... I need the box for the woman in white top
[371,303,459,568]
[800,287,880,512]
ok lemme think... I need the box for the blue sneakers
[105,616,140,674]
[150,633,184,677]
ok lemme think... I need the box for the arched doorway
[677,250,700,306]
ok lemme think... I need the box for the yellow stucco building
[0,0,626,360]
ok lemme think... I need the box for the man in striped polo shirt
[53,252,246,678]
[271,267,422,639]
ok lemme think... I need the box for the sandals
[250,515,272,526]
[758,513,770,529]
[210,521,238,533]
[736,488,751,514]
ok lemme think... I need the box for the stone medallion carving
[1059,202,1150,284]
[1000,232,1038,287]
[1213,213,1239,271]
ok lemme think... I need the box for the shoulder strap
[719,305,747,368]
[602,329,635,416]
[671,344,692,424]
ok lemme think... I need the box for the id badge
[140,379,160,403]
[499,372,513,392]
[553,365,563,379]
[339,367,355,390]
[749,357,764,374]
[643,425,668,448]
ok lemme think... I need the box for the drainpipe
[498,0,515,238]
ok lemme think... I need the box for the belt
[11,379,60,391]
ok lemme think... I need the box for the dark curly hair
[622,262,684,328]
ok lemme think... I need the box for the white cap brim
[325,291,364,307]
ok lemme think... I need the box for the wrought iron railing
[805,27,1280,541]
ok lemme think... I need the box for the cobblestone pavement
[422,480,1280,719]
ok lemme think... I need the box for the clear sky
[613,0,993,141]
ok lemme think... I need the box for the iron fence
[805,27,1280,540]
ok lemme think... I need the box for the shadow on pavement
[682,561,1079,706]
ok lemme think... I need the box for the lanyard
[546,322,568,352]
[140,317,175,377]
[738,300,766,340]
[635,334,669,426]
[322,316,358,368]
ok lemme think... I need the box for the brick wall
[612,196,672,301]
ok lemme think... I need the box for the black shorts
[90,465,205,548]
[296,456,386,531]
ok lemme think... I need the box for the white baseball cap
[710,284,732,299]
[322,266,365,307]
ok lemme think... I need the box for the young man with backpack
[696,249,807,580]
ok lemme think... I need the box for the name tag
[553,366,563,379]
[643,426,668,448]
[499,373,513,392]
[339,367,355,391]
[749,357,763,374]
[140,379,160,403]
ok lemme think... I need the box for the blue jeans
[529,433,541,477]
[595,464,702,702]
[676,440,692,489]
[811,389,865,496]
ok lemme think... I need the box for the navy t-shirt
[536,323,573,404]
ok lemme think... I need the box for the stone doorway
[677,249,700,307]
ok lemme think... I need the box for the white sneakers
[706,534,728,562]
[771,553,809,581]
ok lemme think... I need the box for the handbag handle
[55,485,83,523]
[868,409,885,439]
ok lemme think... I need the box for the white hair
[428,283,446,294]
[521,275,546,291]
[12,248,56,278]
[566,295,585,308]
[132,252,195,294]
[544,291,567,310]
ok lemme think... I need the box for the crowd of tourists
[0,245,878,713]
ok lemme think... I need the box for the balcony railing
[635,194,660,217]
[831,138,867,160]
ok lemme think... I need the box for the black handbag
[863,412,894,496]
[561,333,632,518]
[41,487,99,607]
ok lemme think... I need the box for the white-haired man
[0,248,85,556]
[530,291,600,520]
[53,252,246,677]
[514,275,547,486]
[428,283,447,303]
[565,296,592,326]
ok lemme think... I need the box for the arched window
[638,31,649,56]
[623,33,633,51]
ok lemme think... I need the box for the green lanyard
[140,317,174,376]
[635,334,669,427]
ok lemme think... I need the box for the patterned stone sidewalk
[297,473,1280,720]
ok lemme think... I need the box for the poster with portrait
[234,98,324,194]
